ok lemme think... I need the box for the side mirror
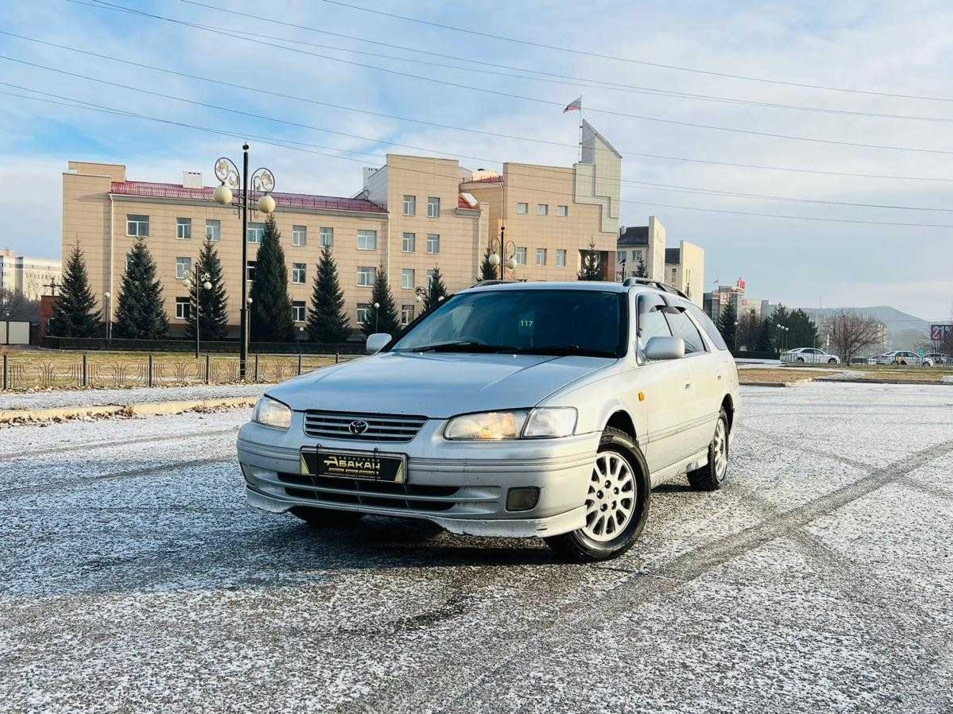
[644,335,685,361]
[366,333,392,354]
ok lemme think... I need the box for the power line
[8,53,953,214]
[74,0,953,156]
[7,29,953,184]
[5,82,953,230]
[320,0,953,104]
[175,0,953,126]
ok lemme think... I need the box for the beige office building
[617,217,705,306]
[62,121,624,334]
[0,248,61,302]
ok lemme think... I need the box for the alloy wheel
[712,419,728,480]
[582,452,636,542]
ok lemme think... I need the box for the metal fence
[0,352,358,391]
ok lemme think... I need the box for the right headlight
[252,396,292,430]
[444,407,577,440]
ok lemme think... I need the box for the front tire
[687,409,730,491]
[828,358,837,364]
[291,506,364,527]
[545,427,650,563]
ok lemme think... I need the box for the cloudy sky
[1,0,952,320]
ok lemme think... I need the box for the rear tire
[687,409,730,491]
[291,506,364,527]
[828,358,837,364]
[545,427,650,563]
[796,357,805,364]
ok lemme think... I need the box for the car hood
[266,351,614,418]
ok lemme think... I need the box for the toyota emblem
[348,420,369,435]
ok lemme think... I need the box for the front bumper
[237,417,600,539]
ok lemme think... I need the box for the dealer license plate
[300,447,406,483]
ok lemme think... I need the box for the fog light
[506,487,540,512]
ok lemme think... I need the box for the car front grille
[302,411,428,443]
[277,472,460,512]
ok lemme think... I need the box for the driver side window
[637,294,672,361]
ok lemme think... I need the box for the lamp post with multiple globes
[212,145,277,382]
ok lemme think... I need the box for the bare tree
[826,311,885,364]
[0,288,41,322]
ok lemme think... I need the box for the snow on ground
[0,383,269,411]
[1,383,952,712]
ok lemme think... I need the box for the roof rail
[622,276,689,300]
[472,279,519,287]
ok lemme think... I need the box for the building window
[357,266,376,287]
[516,202,528,215]
[537,204,549,216]
[292,300,306,323]
[556,205,568,217]
[246,260,256,281]
[427,234,440,254]
[633,250,643,262]
[427,269,436,285]
[247,222,265,244]
[320,227,333,248]
[176,218,192,240]
[126,214,149,237]
[175,297,191,320]
[175,257,192,280]
[516,247,527,265]
[427,196,440,218]
[402,232,416,252]
[292,225,307,247]
[401,268,415,289]
[358,229,378,251]
[671,268,677,283]
[536,248,547,266]
[205,219,221,241]
[617,251,626,263]
[556,249,567,267]
[292,263,306,284]
[403,195,416,216]
[357,303,371,324]
[401,305,415,326]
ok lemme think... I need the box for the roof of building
[618,226,648,246]
[458,192,480,209]
[665,248,681,264]
[110,181,388,214]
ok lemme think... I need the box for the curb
[815,377,953,387]
[739,380,812,388]
[0,396,257,425]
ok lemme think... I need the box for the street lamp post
[184,270,212,359]
[487,225,517,281]
[212,146,277,381]
[103,291,112,343]
[373,301,380,332]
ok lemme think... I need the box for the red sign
[736,277,746,290]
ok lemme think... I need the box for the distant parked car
[875,351,935,367]
[780,347,841,365]
[923,353,947,365]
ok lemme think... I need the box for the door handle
[716,374,723,381]
[683,382,692,390]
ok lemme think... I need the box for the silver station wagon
[238,279,740,562]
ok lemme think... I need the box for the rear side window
[685,302,729,351]
[664,309,707,354]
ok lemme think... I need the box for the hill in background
[800,306,937,352]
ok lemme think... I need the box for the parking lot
[1,382,952,713]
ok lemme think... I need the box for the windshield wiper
[407,340,519,354]
[517,344,619,358]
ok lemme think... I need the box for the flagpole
[578,98,583,163]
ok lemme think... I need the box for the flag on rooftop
[563,97,582,113]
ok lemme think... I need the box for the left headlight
[444,407,576,440]
[253,396,292,430]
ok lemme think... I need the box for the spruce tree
[717,301,739,352]
[185,239,229,341]
[113,239,169,339]
[478,247,497,282]
[424,266,450,311]
[787,308,818,349]
[48,243,98,337]
[635,254,647,278]
[249,215,295,342]
[577,240,603,280]
[307,245,351,342]
[756,318,774,352]
[362,265,400,336]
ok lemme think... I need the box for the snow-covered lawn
[0,383,269,411]
[1,382,952,712]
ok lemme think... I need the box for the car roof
[464,280,630,294]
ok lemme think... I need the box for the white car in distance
[780,347,841,365]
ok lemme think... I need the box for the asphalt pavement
[1,383,952,713]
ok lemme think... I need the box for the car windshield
[390,289,627,358]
